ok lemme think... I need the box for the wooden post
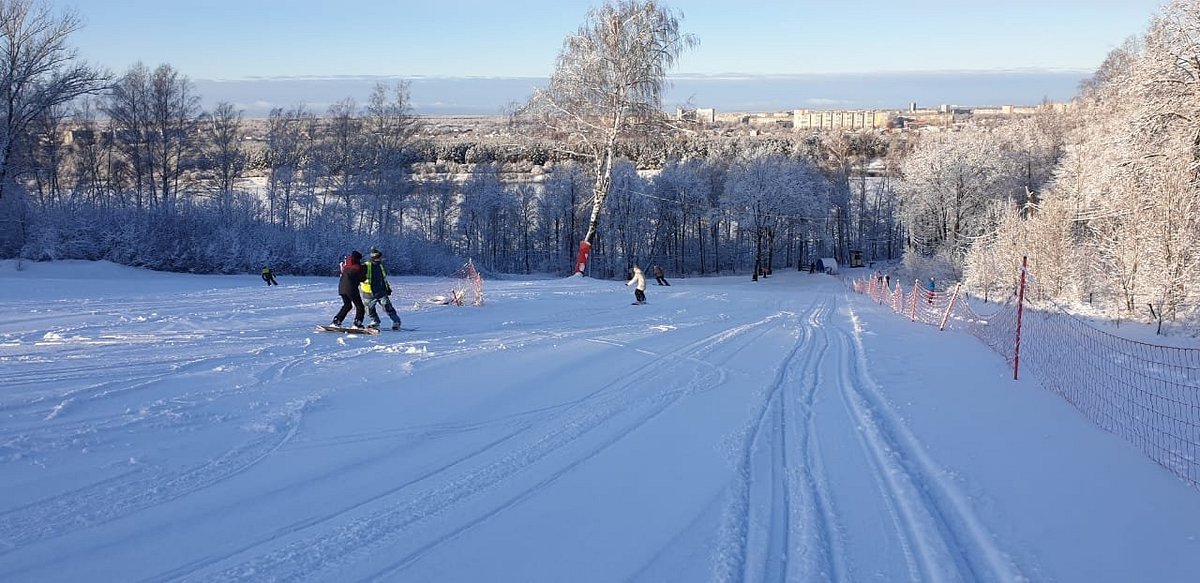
[940,283,961,331]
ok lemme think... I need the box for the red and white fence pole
[910,280,919,321]
[1013,256,1028,380]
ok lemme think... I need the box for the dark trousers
[634,289,646,303]
[655,276,669,286]
[366,294,402,325]
[262,273,278,285]
[334,293,365,325]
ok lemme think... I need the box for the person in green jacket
[261,266,278,286]
[360,248,403,330]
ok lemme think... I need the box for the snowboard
[315,324,380,335]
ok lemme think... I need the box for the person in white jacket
[627,264,647,304]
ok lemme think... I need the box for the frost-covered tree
[264,105,315,228]
[539,161,590,268]
[457,162,510,265]
[652,157,714,274]
[603,159,652,270]
[897,130,1019,260]
[105,63,153,209]
[105,63,200,211]
[25,101,69,208]
[66,98,112,206]
[519,0,696,273]
[1125,0,1200,319]
[724,154,829,280]
[411,174,457,247]
[0,0,107,202]
[361,82,419,238]
[199,101,246,217]
[961,0,1200,327]
[805,131,883,264]
[314,98,364,231]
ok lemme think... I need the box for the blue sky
[65,0,1165,80]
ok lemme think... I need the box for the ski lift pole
[1013,256,1028,380]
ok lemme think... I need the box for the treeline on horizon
[0,56,903,281]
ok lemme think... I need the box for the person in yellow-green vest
[360,247,402,330]
[261,266,278,285]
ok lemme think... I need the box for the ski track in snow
[713,296,846,583]
[0,274,1036,582]
[0,289,646,563]
[710,293,1026,583]
[178,307,781,581]
[831,304,1025,582]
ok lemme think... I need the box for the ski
[315,324,380,335]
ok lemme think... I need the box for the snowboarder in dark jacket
[653,264,669,286]
[360,247,403,330]
[261,266,278,286]
[332,251,366,328]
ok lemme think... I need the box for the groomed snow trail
[710,294,1023,583]
[0,268,1037,581]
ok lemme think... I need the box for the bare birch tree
[199,101,246,217]
[519,0,696,274]
[106,63,200,211]
[0,0,107,201]
[362,82,419,237]
[265,105,314,228]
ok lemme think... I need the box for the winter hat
[350,250,363,262]
[370,247,383,260]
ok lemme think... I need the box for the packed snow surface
[1,261,1198,582]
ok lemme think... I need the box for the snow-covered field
[1,260,1198,582]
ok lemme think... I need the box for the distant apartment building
[793,109,890,130]
[676,107,716,124]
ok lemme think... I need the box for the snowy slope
[1,261,1198,582]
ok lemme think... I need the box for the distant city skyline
[62,0,1166,115]
[192,70,1093,117]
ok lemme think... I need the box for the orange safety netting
[453,259,484,306]
[852,273,1200,489]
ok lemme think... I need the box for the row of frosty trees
[0,0,1195,326]
[0,0,899,280]
[936,0,1200,327]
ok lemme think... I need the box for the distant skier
[361,247,403,330]
[261,266,278,286]
[331,251,366,329]
[925,276,936,304]
[653,264,670,286]
[627,264,647,304]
